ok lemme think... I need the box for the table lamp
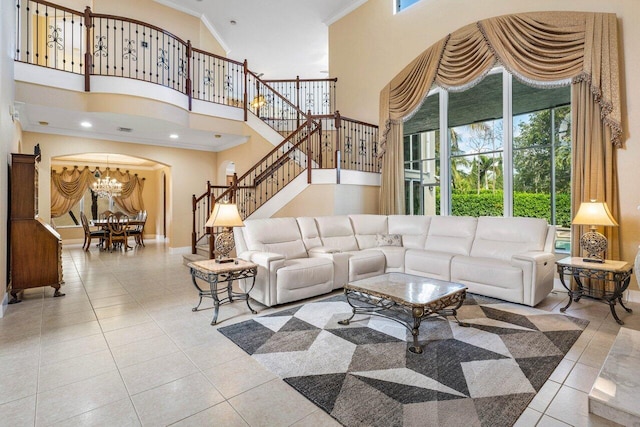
[205,201,244,263]
[572,200,618,263]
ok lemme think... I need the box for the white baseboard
[168,246,192,255]
[0,292,8,318]
[627,289,640,303]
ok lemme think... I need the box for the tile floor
[0,241,637,426]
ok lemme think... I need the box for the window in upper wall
[395,0,421,13]
[403,67,572,252]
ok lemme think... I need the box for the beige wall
[21,132,217,249]
[215,127,276,185]
[273,184,379,218]
[330,0,640,289]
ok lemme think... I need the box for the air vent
[117,127,133,133]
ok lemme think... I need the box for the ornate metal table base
[557,258,633,325]
[189,260,258,325]
[339,288,469,354]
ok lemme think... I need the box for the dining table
[90,218,146,250]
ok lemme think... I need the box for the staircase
[191,74,380,258]
[10,0,379,260]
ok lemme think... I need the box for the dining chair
[128,210,147,247]
[80,212,108,251]
[106,213,131,251]
[100,210,114,220]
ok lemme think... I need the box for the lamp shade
[572,201,618,227]
[205,203,244,228]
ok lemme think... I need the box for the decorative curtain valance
[378,12,622,253]
[380,12,621,152]
[51,166,145,218]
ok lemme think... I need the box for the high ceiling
[155,0,368,79]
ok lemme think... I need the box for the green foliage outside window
[434,188,571,227]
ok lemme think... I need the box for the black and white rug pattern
[219,294,588,427]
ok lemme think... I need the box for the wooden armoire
[8,153,63,303]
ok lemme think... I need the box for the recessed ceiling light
[170,133,179,139]
[80,121,92,128]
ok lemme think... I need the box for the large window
[404,68,571,251]
[395,0,421,13]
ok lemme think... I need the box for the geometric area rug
[219,293,589,427]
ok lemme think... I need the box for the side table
[188,259,258,325]
[556,257,633,325]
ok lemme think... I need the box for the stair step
[182,253,208,266]
[589,327,640,425]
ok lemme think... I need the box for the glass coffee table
[339,273,468,354]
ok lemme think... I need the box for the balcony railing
[16,0,86,74]
[14,0,340,118]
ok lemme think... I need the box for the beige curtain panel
[378,11,623,258]
[50,167,95,218]
[51,167,145,218]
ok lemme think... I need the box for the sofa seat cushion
[276,258,334,291]
[366,246,406,272]
[347,250,386,281]
[451,256,523,290]
[404,249,454,280]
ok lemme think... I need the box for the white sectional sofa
[234,214,556,307]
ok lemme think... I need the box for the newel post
[243,60,248,121]
[335,110,342,182]
[296,75,301,128]
[191,194,197,254]
[186,40,193,111]
[83,6,92,92]
[307,109,313,184]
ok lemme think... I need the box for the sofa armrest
[308,247,341,254]
[511,251,555,265]
[237,250,286,267]
[511,251,556,306]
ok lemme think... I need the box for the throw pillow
[376,234,402,247]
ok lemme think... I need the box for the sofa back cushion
[387,215,431,249]
[349,215,388,249]
[424,216,477,255]
[315,216,359,251]
[243,217,307,259]
[296,217,322,250]
[471,216,549,261]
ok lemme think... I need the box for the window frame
[404,66,571,233]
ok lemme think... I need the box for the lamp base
[215,257,235,264]
[580,230,608,264]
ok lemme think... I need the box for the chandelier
[92,169,122,199]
